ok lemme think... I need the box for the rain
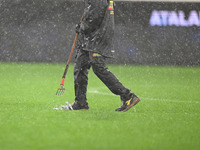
[0,0,200,65]
[0,0,200,149]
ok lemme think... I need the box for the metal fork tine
[56,86,65,95]
[56,89,59,95]
[58,89,60,95]
[62,89,65,95]
[60,90,63,95]
[61,89,64,95]
[56,89,60,95]
[58,89,61,95]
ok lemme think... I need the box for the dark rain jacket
[77,0,115,58]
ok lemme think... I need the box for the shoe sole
[72,108,89,111]
[79,109,89,111]
[71,102,89,110]
[122,97,140,112]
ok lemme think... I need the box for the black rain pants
[74,49,131,104]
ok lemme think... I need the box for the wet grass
[0,62,200,150]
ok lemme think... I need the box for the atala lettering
[150,10,200,27]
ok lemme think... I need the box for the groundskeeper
[71,0,140,111]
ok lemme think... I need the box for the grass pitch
[0,62,200,150]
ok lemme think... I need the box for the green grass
[0,62,200,150]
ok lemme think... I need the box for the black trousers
[74,50,131,104]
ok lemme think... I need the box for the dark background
[0,0,200,65]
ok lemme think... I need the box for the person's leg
[91,54,131,98]
[73,50,91,110]
[90,53,140,111]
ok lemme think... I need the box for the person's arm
[78,1,108,35]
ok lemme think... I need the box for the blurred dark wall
[0,0,200,65]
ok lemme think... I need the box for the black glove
[75,23,81,33]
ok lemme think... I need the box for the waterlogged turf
[0,62,200,150]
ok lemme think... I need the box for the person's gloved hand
[75,23,81,33]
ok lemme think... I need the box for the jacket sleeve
[80,1,108,35]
